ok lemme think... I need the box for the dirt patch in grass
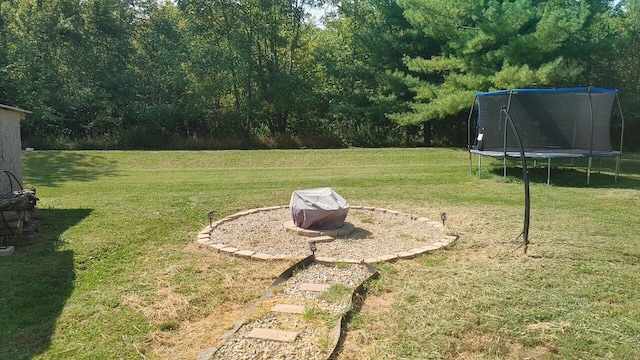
[361,292,396,315]
[338,292,398,359]
[122,242,294,359]
[446,329,555,359]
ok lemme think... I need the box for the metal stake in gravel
[208,210,214,228]
[309,240,317,256]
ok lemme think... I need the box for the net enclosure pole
[501,107,530,254]
[467,95,478,176]
[587,87,595,184]
[502,91,514,178]
[503,110,508,179]
[615,92,625,181]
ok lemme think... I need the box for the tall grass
[1,149,639,359]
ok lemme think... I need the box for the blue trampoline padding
[476,87,617,97]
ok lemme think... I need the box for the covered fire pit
[289,187,350,230]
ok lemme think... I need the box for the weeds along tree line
[0,0,638,149]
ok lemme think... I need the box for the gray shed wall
[0,107,26,193]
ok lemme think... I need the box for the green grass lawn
[1,148,639,359]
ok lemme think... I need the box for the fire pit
[289,187,349,230]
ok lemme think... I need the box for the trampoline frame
[467,87,625,184]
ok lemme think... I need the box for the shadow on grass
[486,154,640,189]
[22,151,118,187]
[0,208,92,360]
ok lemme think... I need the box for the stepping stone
[314,256,336,263]
[408,248,429,255]
[299,283,331,292]
[271,304,305,314]
[209,243,227,250]
[220,246,239,254]
[251,253,273,261]
[340,258,362,264]
[377,254,399,262]
[248,328,298,342]
[308,235,334,243]
[234,250,255,258]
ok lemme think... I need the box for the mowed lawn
[1,148,639,359]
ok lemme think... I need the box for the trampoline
[467,87,625,184]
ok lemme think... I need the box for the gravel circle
[209,206,446,260]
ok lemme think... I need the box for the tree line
[0,0,638,149]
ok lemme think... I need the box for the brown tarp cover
[290,187,350,230]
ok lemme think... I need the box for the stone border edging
[197,205,458,264]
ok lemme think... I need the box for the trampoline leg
[587,157,592,184]
[616,155,620,182]
[478,155,482,177]
[503,157,507,178]
[547,158,551,185]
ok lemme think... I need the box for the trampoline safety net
[472,87,621,156]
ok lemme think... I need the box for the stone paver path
[199,262,377,360]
